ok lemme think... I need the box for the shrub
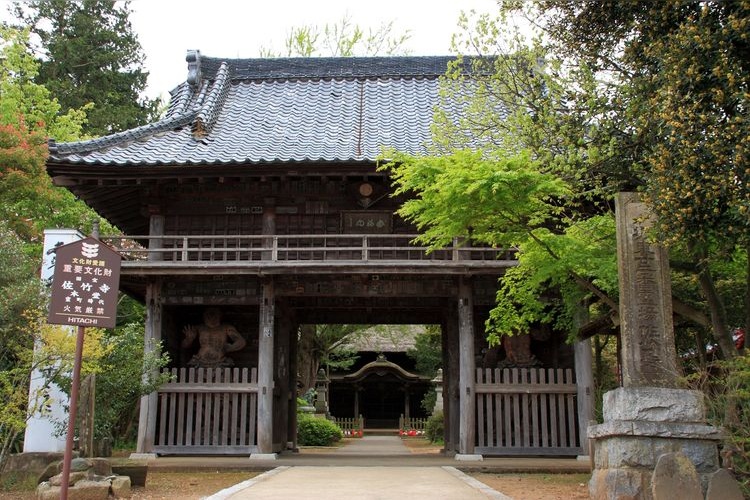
[424,411,444,444]
[297,415,343,446]
[686,355,750,496]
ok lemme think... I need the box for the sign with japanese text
[341,211,392,234]
[48,238,122,328]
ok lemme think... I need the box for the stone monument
[588,193,726,499]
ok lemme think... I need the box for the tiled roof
[48,53,479,167]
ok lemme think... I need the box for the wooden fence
[474,367,581,456]
[399,415,428,434]
[333,415,364,437]
[154,367,259,455]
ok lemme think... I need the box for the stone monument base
[588,387,723,499]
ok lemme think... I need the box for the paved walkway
[208,465,511,500]
[204,437,511,499]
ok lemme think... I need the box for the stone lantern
[314,368,330,415]
[431,368,444,415]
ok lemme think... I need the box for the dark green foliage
[13,0,158,136]
[407,326,442,377]
[686,355,750,496]
[407,326,442,413]
[0,222,42,371]
[296,414,343,446]
[94,321,171,446]
[424,411,444,444]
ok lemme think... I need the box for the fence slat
[249,368,258,445]
[502,368,512,448]
[194,368,205,446]
[167,368,177,446]
[485,368,494,448]
[548,369,559,447]
[186,368,195,446]
[540,369,549,449]
[556,368,567,447]
[176,368,186,446]
[530,369,539,448]
[476,368,485,447]
[565,369,577,448]
[239,368,248,446]
[231,368,239,446]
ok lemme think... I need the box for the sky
[1,0,500,99]
[125,0,498,100]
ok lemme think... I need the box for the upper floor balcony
[103,234,518,276]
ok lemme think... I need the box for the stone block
[589,420,723,441]
[49,470,88,486]
[111,464,148,487]
[67,479,111,500]
[706,468,744,500]
[5,452,64,474]
[593,435,720,472]
[37,461,61,484]
[90,458,112,476]
[603,387,706,423]
[589,467,650,500]
[70,457,93,472]
[36,481,56,500]
[110,475,131,498]
[651,452,702,500]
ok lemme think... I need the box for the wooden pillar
[134,279,162,455]
[353,387,360,418]
[287,320,299,451]
[457,277,476,456]
[442,305,460,453]
[403,388,411,420]
[256,278,275,455]
[575,338,595,455]
[148,214,164,262]
[262,201,276,261]
[274,300,292,450]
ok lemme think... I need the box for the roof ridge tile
[191,62,231,139]
[49,111,196,156]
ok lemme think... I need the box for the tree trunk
[693,245,737,359]
[745,243,749,353]
[297,325,320,394]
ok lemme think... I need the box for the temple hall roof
[48,52,477,167]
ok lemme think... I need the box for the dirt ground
[0,470,591,500]
[0,440,591,499]
[472,472,591,499]
[399,438,590,499]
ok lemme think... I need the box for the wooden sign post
[47,237,121,500]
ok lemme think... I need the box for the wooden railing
[102,234,516,264]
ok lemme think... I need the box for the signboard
[341,211,392,234]
[47,238,122,328]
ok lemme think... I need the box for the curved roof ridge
[165,82,194,119]
[191,62,231,139]
[48,110,197,156]
[339,354,426,383]
[198,55,473,82]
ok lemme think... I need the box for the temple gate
[46,53,591,458]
